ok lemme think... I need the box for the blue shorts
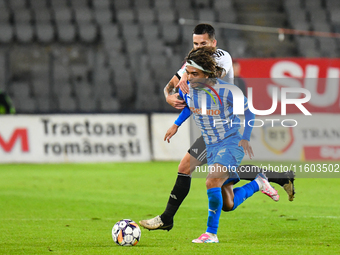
[206,132,244,185]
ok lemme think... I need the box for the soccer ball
[112,219,141,246]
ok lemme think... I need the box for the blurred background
[1,0,339,114]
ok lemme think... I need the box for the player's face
[186,66,208,88]
[192,33,217,50]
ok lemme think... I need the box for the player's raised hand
[176,79,189,94]
[238,140,254,159]
[166,93,186,109]
[164,124,179,143]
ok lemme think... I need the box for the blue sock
[232,180,259,211]
[206,187,222,235]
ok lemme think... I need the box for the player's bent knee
[206,178,221,189]
[222,204,233,212]
[178,153,192,175]
[178,161,191,175]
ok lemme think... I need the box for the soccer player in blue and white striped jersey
[178,47,278,243]
[140,24,294,235]
[178,81,250,145]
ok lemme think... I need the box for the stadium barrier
[0,113,339,163]
[0,114,151,163]
[150,113,191,161]
[245,113,340,161]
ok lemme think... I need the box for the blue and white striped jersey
[178,79,250,145]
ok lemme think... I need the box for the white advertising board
[0,114,151,163]
[151,113,190,161]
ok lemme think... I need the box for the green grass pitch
[1,162,340,254]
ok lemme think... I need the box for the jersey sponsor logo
[192,148,198,154]
[194,82,224,115]
[192,83,247,115]
[190,107,221,116]
[0,128,29,152]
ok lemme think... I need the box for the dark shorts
[188,136,207,164]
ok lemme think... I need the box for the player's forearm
[179,72,187,83]
[164,76,179,99]
[164,82,174,99]
[174,106,191,126]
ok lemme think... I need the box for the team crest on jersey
[261,123,294,154]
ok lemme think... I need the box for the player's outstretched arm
[164,124,179,143]
[239,105,255,159]
[167,96,191,142]
[164,75,186,109]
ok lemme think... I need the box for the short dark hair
[193,23,215,40]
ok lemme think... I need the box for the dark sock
[160,173,191,225]
[238,165,289,186]
[265,171,289,186]
[238,165,259,181]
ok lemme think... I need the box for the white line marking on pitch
[1,216,340,221]
[0,218,118,221]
